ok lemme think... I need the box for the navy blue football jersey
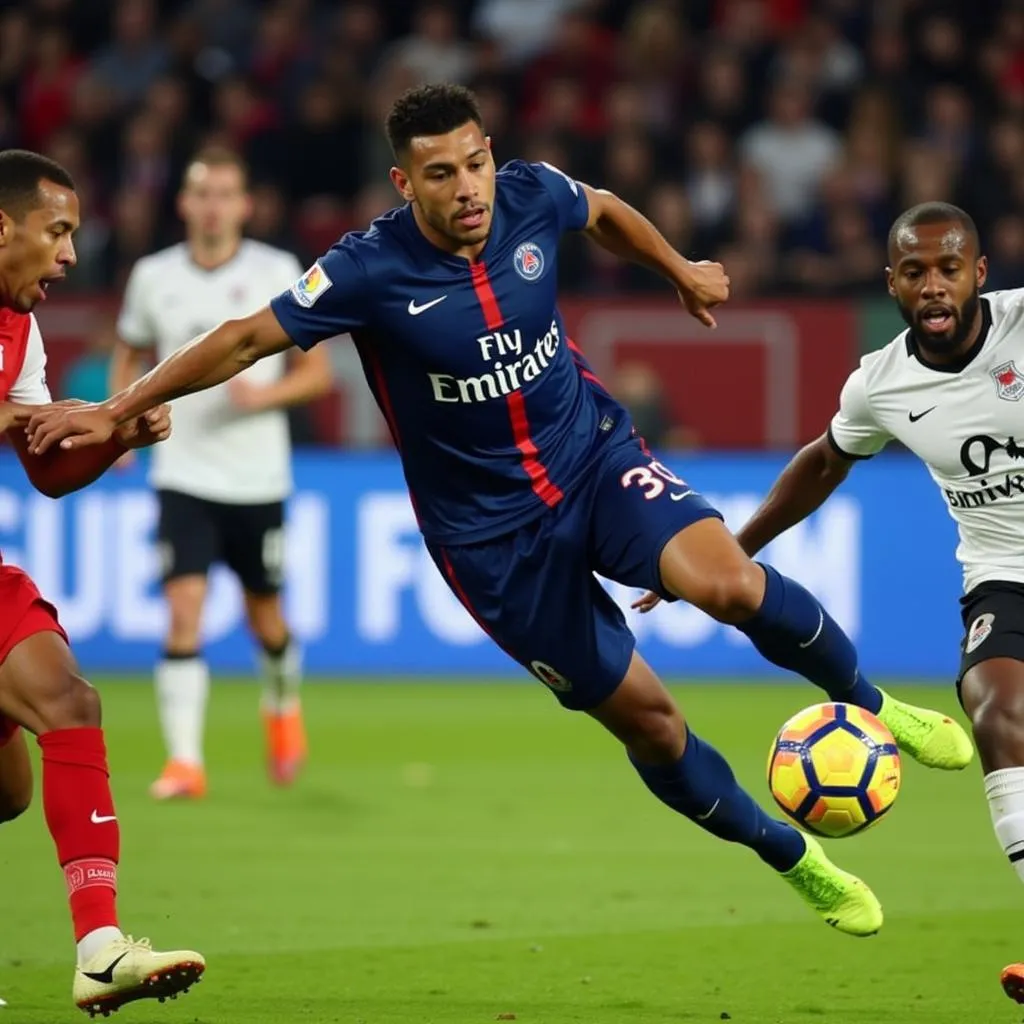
[270,160,635,544]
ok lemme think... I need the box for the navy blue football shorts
[426,438,722,711]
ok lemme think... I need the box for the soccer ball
[767,702,901,838]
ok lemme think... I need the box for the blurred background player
[109,147,333,798]
[0,148,203,1015]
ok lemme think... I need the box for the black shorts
[957,581,1024,688]
[157,489,285,595]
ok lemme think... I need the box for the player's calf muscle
[962,659,1024,771]
[590,657,686,763]
[659,524,765,623]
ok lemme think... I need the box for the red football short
[0,563,68,746]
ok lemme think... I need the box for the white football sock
[154,656,209,766]
[985,767,1024,883]
[260,638,302,713]
[77,925,124,967]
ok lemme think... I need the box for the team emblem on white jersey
[514,242,544,282]
[965,612,995,654]
[992,361,1024,401]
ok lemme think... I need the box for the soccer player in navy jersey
[29,84,974,936]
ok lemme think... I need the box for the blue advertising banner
[0,451,964,679]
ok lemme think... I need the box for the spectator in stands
[684,120,737,254]
[384,1,475,86]
[89,0,168,110]
[18,27,82,152]
[3,0,1023,305]
[986,214,1024,293]
[740,77,842,228]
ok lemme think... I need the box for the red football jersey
[0,308,50,403]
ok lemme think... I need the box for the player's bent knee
[691,562,765,625]
[626,705,686,764]
[35,674,102,733]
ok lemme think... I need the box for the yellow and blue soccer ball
[767,703,902,838]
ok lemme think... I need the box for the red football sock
[38,727,121,941]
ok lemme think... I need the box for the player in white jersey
[110,147,333,799]
[633,202,1024,1001]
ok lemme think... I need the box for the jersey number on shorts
[620,460,686,500]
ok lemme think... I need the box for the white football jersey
[118,241,304,504]
[830,289,1024,594]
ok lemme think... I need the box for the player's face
[178,163,250,244]
[0,180,78,313]
[391,121,496,255]
[887,221,988,357]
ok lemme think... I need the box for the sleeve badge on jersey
[514,242,545,282]
[291,261,333,308]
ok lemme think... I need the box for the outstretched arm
[228,342,334,412]
[5,401,171,497]
[581,184,730,328]
[27,306,291,454]
[735,433,854,556]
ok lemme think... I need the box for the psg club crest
[513,242,545,282]
[992,361,1024,402]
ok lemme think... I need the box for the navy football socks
[737,563,883,714]
[629,730,806,872]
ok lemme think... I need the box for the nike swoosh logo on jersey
[90,810,117,824]
[408,296,447,315]
[669,490,694,501]
[908,406,937,422]
[81,950,130,985]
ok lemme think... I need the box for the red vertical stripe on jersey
[469,261,563,506]
[505,390,563,505]
[470,262,504,330]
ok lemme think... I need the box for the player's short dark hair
[385,83,484,161]
[0,149,75,220]
[887,202,981,260]
[183,145,249,188]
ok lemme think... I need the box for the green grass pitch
[2,679,1020,1023]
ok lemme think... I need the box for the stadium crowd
[0,0,1020,300]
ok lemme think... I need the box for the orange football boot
[149,759,207,800]
[262,700,307,786]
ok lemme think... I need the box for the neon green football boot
[780,834,883,937]
[875,688,974,770]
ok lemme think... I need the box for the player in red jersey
[0,150,204,1016]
